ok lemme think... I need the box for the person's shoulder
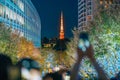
[110,77,117,80]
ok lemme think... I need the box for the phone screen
[78,32,90,52]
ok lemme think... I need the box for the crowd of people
[0,33,120,80]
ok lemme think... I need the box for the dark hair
[17,58,40,70]
[43,73,53,80]
[0,54,12,80]
[52,72,63,80]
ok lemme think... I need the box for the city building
[78,0,94,30]
[0,0,41,47]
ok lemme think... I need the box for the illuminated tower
[53,12,67,51]
[59,12,65,40]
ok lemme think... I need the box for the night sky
[31,0,78,38]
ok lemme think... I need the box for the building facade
[78,0,94,30]
[0,0,41,47]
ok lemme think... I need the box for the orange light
[59,12,65,40]
[100,1,103,4]
[87,16,92,21]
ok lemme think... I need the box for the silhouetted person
[0,54,12,80]
[43,73,53,80]
[111,72,120,80]
[52,71,63,80]
[70,45,109,80]
[43,69,68,80]
[17,58,42,80]
[52,69,68,80]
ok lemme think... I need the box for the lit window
[14,12,17,21]
[9,9,13,20]
[104,5,108,8]
[87,16,92,21]
[109,1,112,4]
[18,0,24,12]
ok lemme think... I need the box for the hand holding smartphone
[78,32,90,52]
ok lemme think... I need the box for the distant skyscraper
[59,12,65,40]
[78,0,93,30]
[53,12,68,51]
[0,0,41,47]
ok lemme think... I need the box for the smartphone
[78,32,90,52]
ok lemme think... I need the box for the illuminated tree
[0,23,11,52]
[17,37,44,66]
[65,27,79,66]
[88,5,120,77]
[0,23,19,63]
[78,4,120,77]
[17,37,35,59]
[0,23,42,64]
[39,48,56,72]
[66,4,120,78]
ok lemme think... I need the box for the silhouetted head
[43,73,53,80]
[17,58,41,80]
[52,71,63,80]
[116,72,120,79]
[17,58,40,70]
[0,54,12,80]
[0,54,12,66]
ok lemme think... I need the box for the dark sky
[31,0,78,38]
